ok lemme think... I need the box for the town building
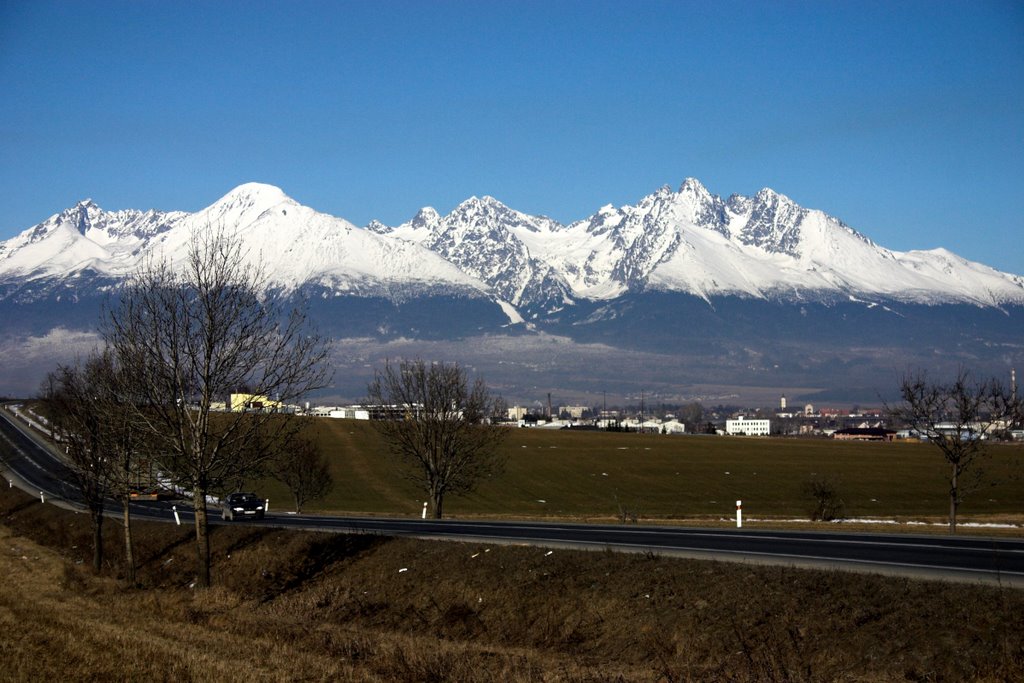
[832,428,897,441]
[229,393,282,412]
[327,406,371,420]
[661,419,687,434]
[725,416,771,436]
[559,405,590,419]
[508,405,530,421]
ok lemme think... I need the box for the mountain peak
[460,195,507,209]
[753,187,793,205]
[412,206,441,225]
[678,177,708,194]
[201,183,299,227]
[449,195,516,221]
[364,219,390,234]
[54,198,106,235]
[61,197,101,216]
[219,182,293,205]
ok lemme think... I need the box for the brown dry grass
[2,486,1023,681]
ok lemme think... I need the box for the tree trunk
[193,487,211,588]
[949,463,958,535]
[91,505,104,573]
[432,490,444,520]
[122,498,135,584]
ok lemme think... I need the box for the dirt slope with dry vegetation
[1,486,1022,682]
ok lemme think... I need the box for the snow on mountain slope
[641,182,1024,306]
[369,195,573,311]
[3,179,1023,313]
[889,248,1024,304]
[519,178,1024,307]
[147,184,488,295]
[0,183,491,301]
[0,199,186,280]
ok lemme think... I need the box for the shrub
[803,477,845,521]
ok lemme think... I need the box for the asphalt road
[3,406,1023,587]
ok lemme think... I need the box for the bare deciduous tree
[366,358,508,519]
[102,230,331,586]
[678,402,705,433]
[40,350,147,580]
[87,350,148,584]
[888,369,1018,533]
[40,357,109,573]
[272,431,333,513]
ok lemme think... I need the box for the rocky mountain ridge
[4,179,1022,316]
[373,178,1024,315]
[1,179,1022,400]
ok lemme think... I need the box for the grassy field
[2,485,1022,682]
[262,419,1024,527]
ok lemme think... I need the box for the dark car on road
[221,492,265,521]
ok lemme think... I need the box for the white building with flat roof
[725,416,771,436]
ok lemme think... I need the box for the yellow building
[230,393,283,413]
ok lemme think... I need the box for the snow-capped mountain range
[2,179,1023,401]
[369,177,1024,311]
[0,183,484,303]
[2,179,1022,316]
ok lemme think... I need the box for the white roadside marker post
[265,499,270,514]
[40,491,45,504]
[736,500,742,528]
[172,505,181,526]
[422,501,428,519]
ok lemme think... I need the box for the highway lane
[0,405,83,503]
[250,514,1024,584]
[0,406,203,521]
[3,406,1023,586]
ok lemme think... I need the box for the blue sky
[2,0,1022,273]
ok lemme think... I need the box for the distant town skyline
[2,0,1022,274]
